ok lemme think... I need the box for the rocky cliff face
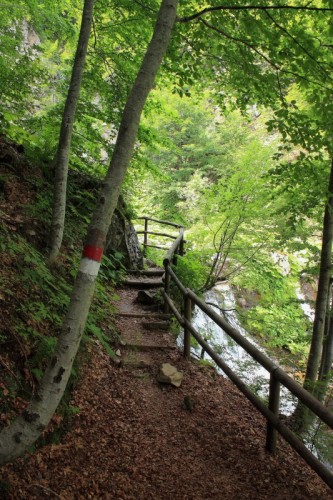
[106,198,143,270]
[66,170,143,270]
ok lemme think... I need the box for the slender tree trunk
[317,283,333,401]
[0,0,178,464]
[304,158,333,389]
[49,0,95,263]
[294,158,333,429]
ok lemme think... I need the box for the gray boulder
[157,363,183,387]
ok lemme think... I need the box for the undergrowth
[233,255,311,360]
[0,159,125,442]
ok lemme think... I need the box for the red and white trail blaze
[79,245,103,277]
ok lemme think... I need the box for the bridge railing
[136,216,333,490]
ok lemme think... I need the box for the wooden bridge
[133,216,333,490]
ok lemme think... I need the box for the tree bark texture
[318,284,333,400]
[304,158,333,390]
[294,158,333,429]
[49,0,95,263]
[0,0,178,465]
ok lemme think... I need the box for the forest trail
[115,267,176,369]
[2,272,333,499]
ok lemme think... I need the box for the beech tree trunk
[0,0,178,464]
[294,158,333,428]
[317,283,333,401]
[49,0,95,263]
[304,158,333,389]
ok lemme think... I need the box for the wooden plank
[185,318,333,490]
[266,370,280,453]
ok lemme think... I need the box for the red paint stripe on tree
[82,245,103,262]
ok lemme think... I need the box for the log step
[142,320,170,331]
[115,312,172,319]
[123,359,152,369]
[128,269,165,276]
[123,343,175,351]
[124,279,163,288]
[121,351,155,369]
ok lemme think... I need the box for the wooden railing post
[164,262,170,314]
[172,242,179,266]
[184,291,192,359]
[143,217,148,256]
[179,235,185,256]
[266,368,280,453]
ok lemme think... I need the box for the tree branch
[264,10,333,84]
[177,4,333,23]
[206,302,237,314]
[200,19,279,70]
[223,240,267,280]
[202,33,333,92]
[132,0,157,15]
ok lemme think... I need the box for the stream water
[189,283,297,413]
[178,282,333,469]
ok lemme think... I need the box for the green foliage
[197,358,214,369]
[145,247,164,268]
[30,336,58,381]
[99,252,126,285]
[130,87,318,364]
[0,162,122,424]
[0,0,161,179]
[173,251,211,294]
[0,0,81,146]
[234,255,310,355]
[85,321,114,357]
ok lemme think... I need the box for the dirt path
[2,279,332,499]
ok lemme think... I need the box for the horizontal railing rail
[136,230,178,240]
[135,216,184,257]
[136,216,333,490]
[136,216,183,228]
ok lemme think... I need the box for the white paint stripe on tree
[79,257,101,276]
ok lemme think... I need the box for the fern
[86,322,115,357]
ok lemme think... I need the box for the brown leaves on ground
[1,340,332,499]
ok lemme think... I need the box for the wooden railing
[136,217,333,490]
[136,216,184,257]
